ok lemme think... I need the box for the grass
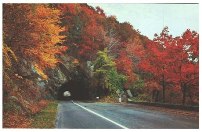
[130,97,147,102]
[30,101,58,128]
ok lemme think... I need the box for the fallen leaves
[98,96,118,103]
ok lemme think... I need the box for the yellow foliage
[25,4,66,69]
[4,4,67,70]
[33,64,48,80]
[3,44,17,69]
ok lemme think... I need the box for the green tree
[93,49,126,96]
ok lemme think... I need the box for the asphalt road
[55,101,199,129]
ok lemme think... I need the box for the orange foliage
[29,100,49,114]
[3,100,49,128]
[3,112,31,128]
[33,63,48,80]
[25,4,67,69]
[3,4,67,71]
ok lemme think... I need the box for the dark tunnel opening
[57,64,92,101]
[57,79,90,100]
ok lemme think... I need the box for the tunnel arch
[57,79,90,100]
[56,64,91,100]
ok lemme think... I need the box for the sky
[88,3,199,39]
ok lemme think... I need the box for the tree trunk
[162,75,165,103]
[188,90,194,105]
[155,90,160,102]
[152,90,155,102]
[182,86,186,105]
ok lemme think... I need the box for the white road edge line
[72,101,129,129]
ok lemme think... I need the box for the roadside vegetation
[3,100,49,128]
[30,101,58,128]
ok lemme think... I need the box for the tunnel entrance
[57,64,91,100]
[57,79,90,100]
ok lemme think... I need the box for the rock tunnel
[57,79,90,100]
[57,63,91,101]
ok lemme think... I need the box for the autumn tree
[57,4,82,57]
[103,16,120,56]
[138,27,172,102]
[168,29,199,105]
[137,27,199,104]
[3,4,67,112]
[118,22,135,42]
[25,4,67,70]
[58,4,106,61]
[3,4,67,78]
[3,4,69,127]
[115,51,136,89]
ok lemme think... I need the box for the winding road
[55,101,198,129]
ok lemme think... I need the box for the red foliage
[3,112,31,128]
[60,4,77,15]
[29,100,49,114]
[137,27,199,103]
[58,4,106,61]
[170,30,199,94]
[79,20,106,60]
[3,100,49,128]
[116,51,136,89]
[116,51,133,76]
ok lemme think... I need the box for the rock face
[121,94,128,103]
[45,67,67,99]
[126,90,133,98]
[16,59,32,78]
[3,58,41,115]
